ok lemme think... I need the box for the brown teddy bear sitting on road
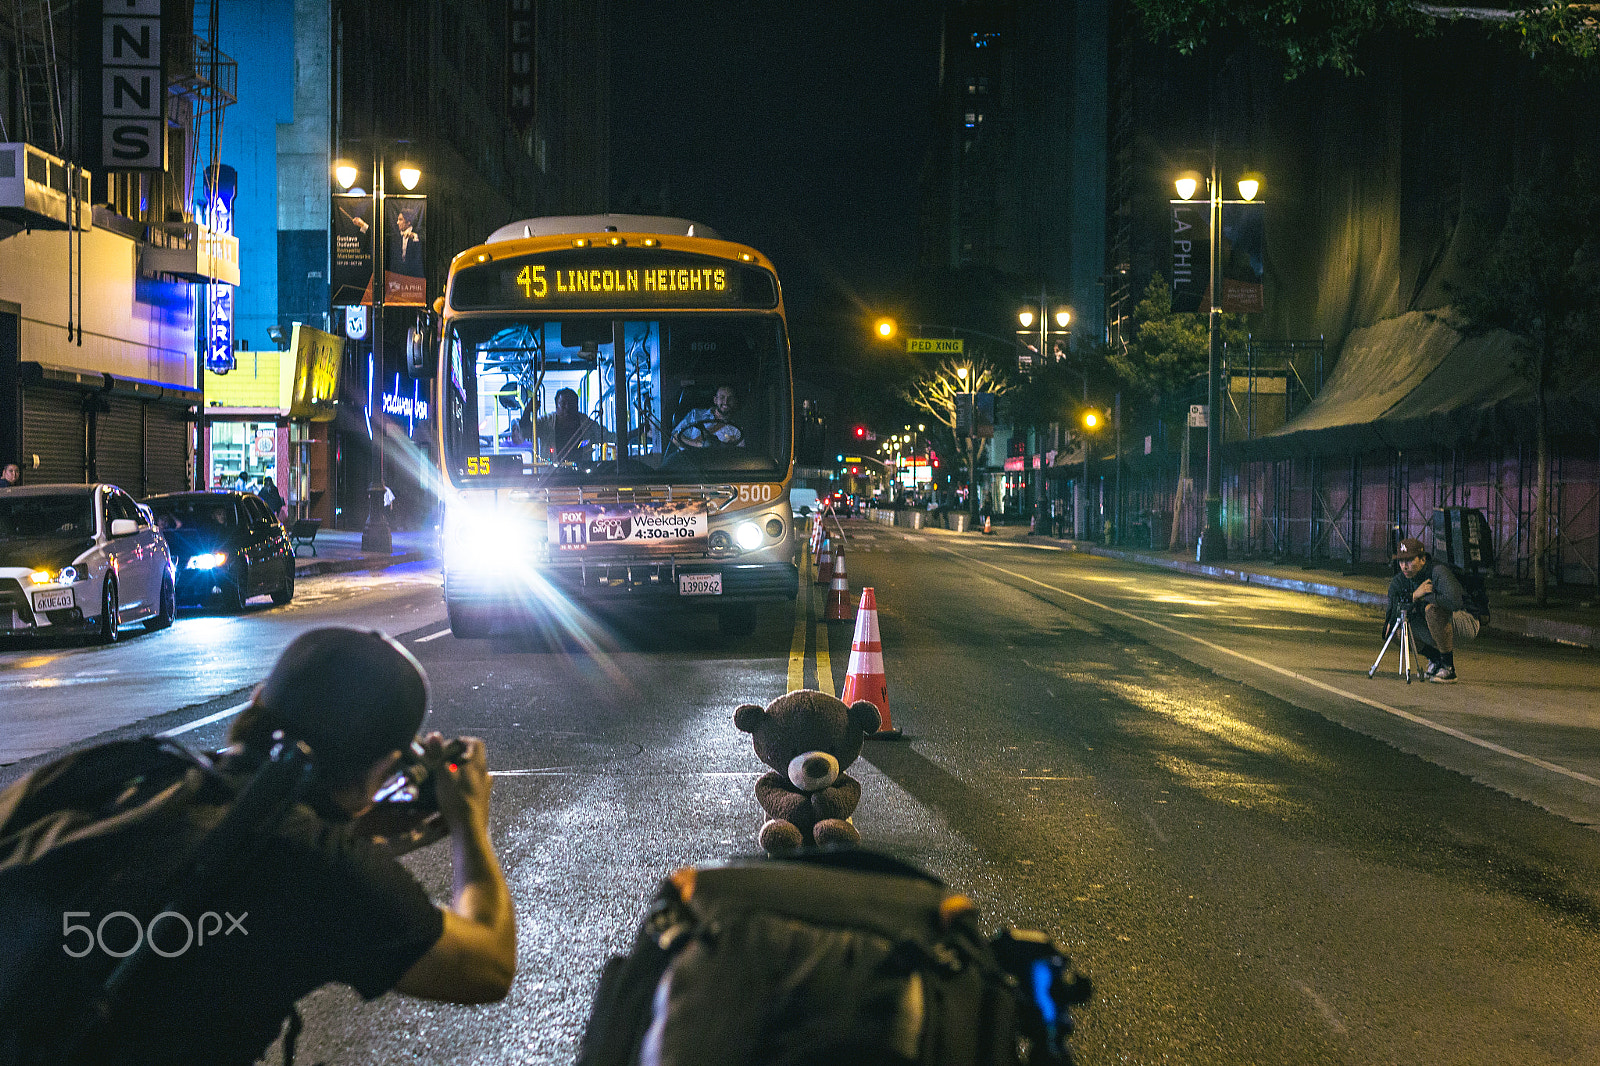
[734,690,881,855]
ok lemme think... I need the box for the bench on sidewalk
[290,518,321,557]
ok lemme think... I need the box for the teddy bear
[733,689,881,854]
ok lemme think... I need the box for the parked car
[789,487,821,519]
[0,483,175,643]
[142,491,296,610]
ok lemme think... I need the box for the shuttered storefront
[20,381,192,493]
[21,388,87,484]
[95,395,144,494]
[143,403,191,495]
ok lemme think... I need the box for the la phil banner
[330,194,427,307]
[1170,201,1265,314]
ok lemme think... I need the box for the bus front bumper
[444,559,799,610]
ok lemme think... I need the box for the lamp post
[1174,161,1260,562]
[334,144,421,553]
[1017,299,1072,525]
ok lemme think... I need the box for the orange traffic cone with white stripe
[809,514,823,556]
[815,535,833,585]
[823,545,853,622]
[982,514,993,535]
[843,587,900,738]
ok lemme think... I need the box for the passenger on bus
[535,388,606,463]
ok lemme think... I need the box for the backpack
[0,735,313,1062]
[577,850,1091,1066]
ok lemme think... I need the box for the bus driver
[671,384,744,449]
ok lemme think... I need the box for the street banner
[330,194,427,307]
[1170,200,1206,313]
[331,193,373,306]
[384,196,427,307]
[954,392,997,438]
[1218,201,1265,313]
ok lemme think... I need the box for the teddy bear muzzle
[787,750,840,792]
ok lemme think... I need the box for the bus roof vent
[485,214,722,244]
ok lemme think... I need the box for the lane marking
[788,582,808,691]
[159,700,251,738]
[415,628,452,643]
[815,622,835,696]
[1296,981,1348,1035]
[942,548,1600,792]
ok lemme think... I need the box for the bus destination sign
[450,248,779,311]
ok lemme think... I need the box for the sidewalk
[922,518,1600,650]
[291,527,436,578]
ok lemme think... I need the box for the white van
[789,488,820,519]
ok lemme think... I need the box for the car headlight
[27,566,78,585]
[734,521,764,551]
[187,553,228,569]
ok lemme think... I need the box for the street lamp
[1174,162,1261,562]
[334,144,421,553]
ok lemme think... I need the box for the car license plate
[678,573,722,596]
[31,589,75,612]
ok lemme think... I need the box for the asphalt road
[4,526,1598,1064]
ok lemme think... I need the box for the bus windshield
[443,313,789,486]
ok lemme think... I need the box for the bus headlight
[445,504,531,568]
[735,521,764,551]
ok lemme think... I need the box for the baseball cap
[1392,538,1428,561]
[253,627,428,764]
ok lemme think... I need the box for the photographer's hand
[396,733,516,1003]
[1412,579,1433,602]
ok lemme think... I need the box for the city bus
[425,215,797,638]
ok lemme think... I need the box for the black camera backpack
[577,849,1091,1066]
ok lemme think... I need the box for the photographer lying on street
[0,627,515,1066]
[1386,537,1480,683]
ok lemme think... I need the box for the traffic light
[1080,408,1106,432]
[854,426,867,439]
[874,318,896,340]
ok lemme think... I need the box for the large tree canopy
[1132,1,1598,79]
[1107,274,1246,404]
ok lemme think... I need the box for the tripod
[1369,609,1423,683]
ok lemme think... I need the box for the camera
[371,740,440,812]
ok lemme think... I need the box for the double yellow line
[787,553,834,695]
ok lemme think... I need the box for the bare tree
[901,358,1015,514]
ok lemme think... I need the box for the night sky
[610,3,943,372]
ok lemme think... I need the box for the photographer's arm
[395,736,517,1003]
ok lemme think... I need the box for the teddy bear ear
[733,704,766,733]
[849,700,882,735]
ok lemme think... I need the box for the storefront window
[209,421,279,491]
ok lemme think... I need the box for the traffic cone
[809,514,822,555]
[982,514,993,535]
[843,587,899,738]
[824,546,853,622]
[815,535,833,584]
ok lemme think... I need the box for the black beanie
[253,627,428,764]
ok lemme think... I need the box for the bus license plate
[678,573,722,596]
[32,590,74,612]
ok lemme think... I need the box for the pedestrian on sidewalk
[1387,537,1479,683]
[257,476,286,521]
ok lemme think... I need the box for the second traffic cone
[843,587,899,738]
[815,535,833,584]
[823,545,853,622]
[982,514,993,535]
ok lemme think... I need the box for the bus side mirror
[407,311,438,378]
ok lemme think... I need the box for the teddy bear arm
[755,772,810,823]
[809,774,861,821]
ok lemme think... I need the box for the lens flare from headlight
[444,502,531,569]
[735,521,764,551]
[28,571,51,585]
[187,553,228,569]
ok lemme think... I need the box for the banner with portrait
[384,196,427,307]
[331,193,374,306]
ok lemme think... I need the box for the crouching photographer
[0,627,515,1066]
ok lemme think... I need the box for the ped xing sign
[907,338,963,354]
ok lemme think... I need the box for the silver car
[0,483,176,643]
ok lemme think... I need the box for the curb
[294,549,431,578]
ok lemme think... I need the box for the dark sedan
[142,491,296,610]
